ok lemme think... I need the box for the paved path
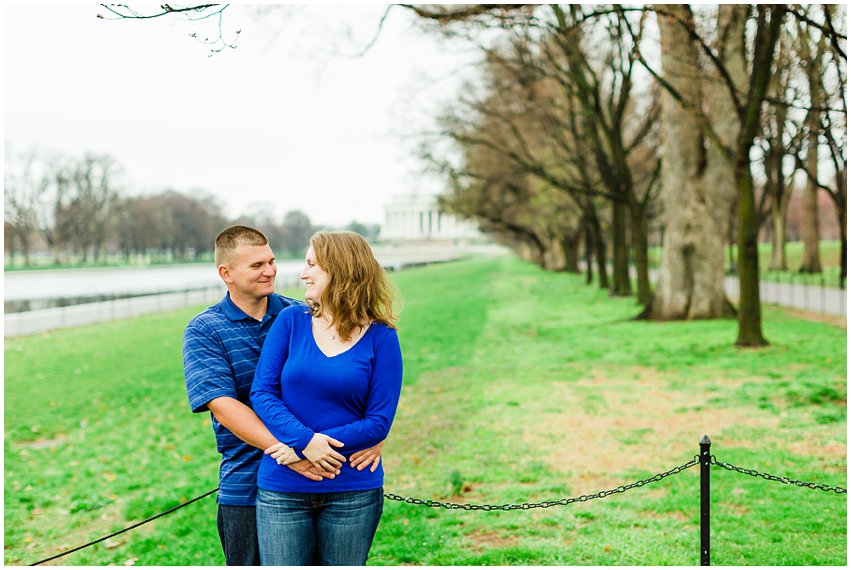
[641,267,846,316]
[725,276,846,317]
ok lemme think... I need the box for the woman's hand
[264,442,299,466]
[303,433,346,472]
[349,441,384,472]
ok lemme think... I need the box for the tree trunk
[735,159,768,346]
[838,205,847,289]
[765,25,791,272]
[589,208,609,289]
[727,199,738,274]
[765,139,790,271]
[3,229,15,267]
[732,5,782,347]
[7,237,15,267]
[563,233,580,274]
[610,200,631,296]
[800,31,824,273]
[542,236,567,271]
[629,202,651,304]
[799,161,822,272]
[20,233,31,267]
[768,194,790,271]
[644,5,735,320]
[831,168,847,288]
[584,224,594,284]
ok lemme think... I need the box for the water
[3,244,505,314]
[4,261,306,313]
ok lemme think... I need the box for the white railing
[4,286,227,338]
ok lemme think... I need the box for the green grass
[4,257,846,565]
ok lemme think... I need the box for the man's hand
[349,441,385,472]
[286,459,338,481]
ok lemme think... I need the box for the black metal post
[700,435,711,566]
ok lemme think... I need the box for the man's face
[220,244,277,299]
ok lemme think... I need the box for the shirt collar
[222,292,286,322]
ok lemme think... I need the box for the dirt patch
[718,502,750,516]
[523,370,780,490]
[777,307,846,328]
[640,509,689,522]
[14,435,67,449]
[464,529,519,552]
[788,440,847,462]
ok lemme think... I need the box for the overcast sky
[4,4,481,227]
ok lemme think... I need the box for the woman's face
[299,246,330,304]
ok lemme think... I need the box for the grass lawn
[4,256,846,565]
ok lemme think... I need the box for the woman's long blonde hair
[308,231,397,341]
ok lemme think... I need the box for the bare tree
[638,5,784,346]
[640,6,742,322]
[4,150,50,266]
[797,13,827,273]
[64,153,122,262]
[158,189,226,260]
[793,5,847,286]
[280,210,315,257]
[435,122,584,272]
[760,26,799,272]
[411,5,660,299]
[116,195,168,260]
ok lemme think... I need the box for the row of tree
[409,4,845,346]
[4,150,376,266]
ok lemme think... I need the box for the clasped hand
[303,433,347,472]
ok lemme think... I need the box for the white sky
[4,4,481,227]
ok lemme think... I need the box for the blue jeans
[217,504,260,566]
[256,487,384,566]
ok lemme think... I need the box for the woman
[250,230,403,566]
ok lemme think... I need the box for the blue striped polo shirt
[183,292,302,506]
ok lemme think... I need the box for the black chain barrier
[25,447,847,566]
[385,455,700,511]
[28,488,219,566]
[710,456,847,494]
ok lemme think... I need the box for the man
[183,226,382,565]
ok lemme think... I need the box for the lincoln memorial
[381,193,486,243]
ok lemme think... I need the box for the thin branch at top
[341,5,396,58]
[98,3,224,20]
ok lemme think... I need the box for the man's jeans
[256,487,384,566]
[217,504,260,566]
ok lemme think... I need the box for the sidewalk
[725,276,846,317]
[638,266,846,316]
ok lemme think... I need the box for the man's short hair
[215,225,269,266]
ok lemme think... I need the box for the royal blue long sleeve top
[250,305,403,493]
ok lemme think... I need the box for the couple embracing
[183,225,402,565]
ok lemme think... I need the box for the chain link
[710,456,847,494]
[384,455,700,511]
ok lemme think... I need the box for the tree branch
[787,5,847,60]
[97,3,224,20]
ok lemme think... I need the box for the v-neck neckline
[309,316,371,358]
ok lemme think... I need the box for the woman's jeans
[256,487,384,566]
